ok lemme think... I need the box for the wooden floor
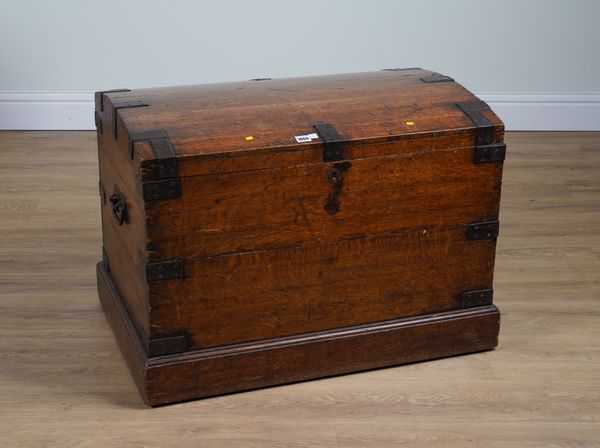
[1,131,599,447]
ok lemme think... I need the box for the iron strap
[111,100,149,139]
[420,73,454,83]
[129,129,181,201]
[460,289,494,308]
[313,122,344,162]
[95,88,131,112]
[466,220,500,241]
[146,259,184,283]
[456,100,494,146]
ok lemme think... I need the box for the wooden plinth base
[97,262,500,406]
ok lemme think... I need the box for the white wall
[1,0,599,130]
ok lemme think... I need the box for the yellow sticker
[405,121,415,126]
[244,135,254,141]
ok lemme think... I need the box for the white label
[294,133,320,143]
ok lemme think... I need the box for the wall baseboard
[1,90,599,131]
[477,92,600,131]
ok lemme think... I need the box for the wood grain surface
[1,131,599,446]
[98,259,499,406]
[143,146,503,259]
[150,227,497,349]
[97,71,504,357]
[99,69,502,160]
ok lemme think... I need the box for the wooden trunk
[95,68,504,406]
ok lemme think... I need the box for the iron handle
[109,186,127,225]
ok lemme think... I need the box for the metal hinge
[313,122,344,162]
[460,288,494,308]
[466,220,500,241]
[148,334,187,357]
[421,73,454,83]
[146,259,184,283]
